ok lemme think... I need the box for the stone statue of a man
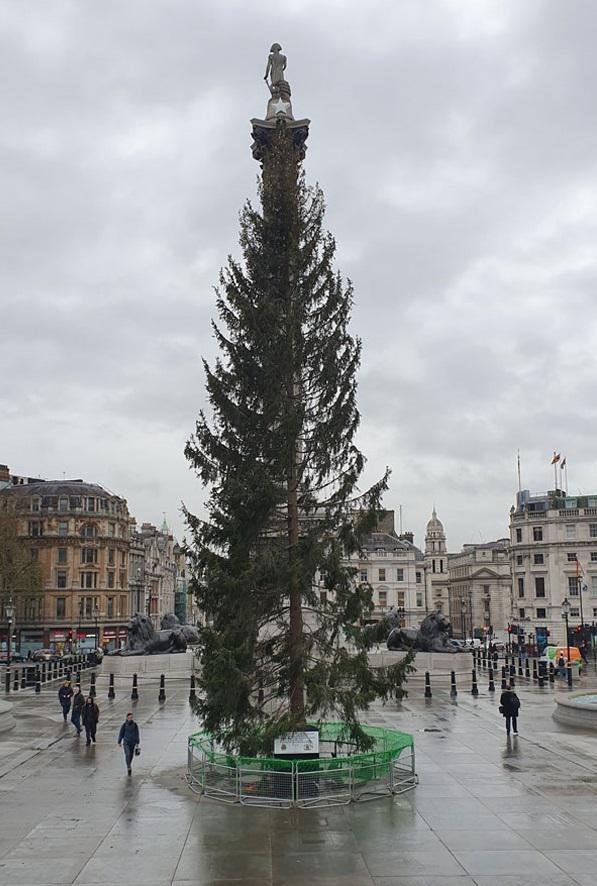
[264,43,287,88]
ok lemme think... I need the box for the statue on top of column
[264,43,288,91]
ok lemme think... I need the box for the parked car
[31,649,60,662]
[0,651,26,664]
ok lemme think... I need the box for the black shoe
[127,768,132,776]
[86,740,91,746]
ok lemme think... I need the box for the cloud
[3,0,597,552]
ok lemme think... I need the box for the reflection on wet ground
[1,667,597,884]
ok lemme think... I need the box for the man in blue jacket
[117,712,140,776]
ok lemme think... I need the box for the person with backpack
[117,712,140,776]
[58,680,73,723]
[82,696,99,746]
[499,684,520,736]
[71,685,85,736]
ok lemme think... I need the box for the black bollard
[89,671,96,698]
[510,674,515,688]
[158,673,166,703]
[189,673,197,703]
[567,666,573,688]
[131,673,139,701]
[450,670,457,698]
[525,659,530,679]
[4,669,10,693]
[13,669,19,691]
[471,669,479,696]
[532,659,538,682]
[424,671,432,699]
[518,657,523,677]
[488,666,495,692]
[501,666,507,689]
[549,662,555,684]
[20,668,27,690]
[108,673,115,700]
[35,668,41,694]
[538,671,544,688]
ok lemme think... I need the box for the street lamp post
[93,604,100,650]
[460,599,467,640]
[5,598,14,670]
[561,597,572,688]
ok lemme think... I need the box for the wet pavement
[1,666,597,885]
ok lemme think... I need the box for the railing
[187,723,416,808]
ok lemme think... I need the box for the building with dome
[424,508,450,616]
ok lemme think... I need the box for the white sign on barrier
[274,731,319,755]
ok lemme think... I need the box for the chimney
[399,531,414,545]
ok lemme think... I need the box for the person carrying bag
[499,684,520,736]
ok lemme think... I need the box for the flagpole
[517,449,522,493]
[553,451,558,490]
[565,462,568,495]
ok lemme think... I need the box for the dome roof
[426,507,444,533]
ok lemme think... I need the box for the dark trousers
[61,703,71,721]
[505,715,518,734]
[71,710,82,733]
[84,723,97,744]
[123,741,135,770]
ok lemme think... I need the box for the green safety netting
[188,722,413,776]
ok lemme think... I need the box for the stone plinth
[99,649,197,679]
[368,649,473,674]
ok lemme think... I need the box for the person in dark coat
[500,684,520,736]
[117,712,140,776]
[71,686,84,735]
[58,681,73,723]
[82,697,99,746]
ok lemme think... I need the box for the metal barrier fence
[187,722,416,808]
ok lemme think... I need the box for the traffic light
[68,629,73,640]
[507,624,513,634]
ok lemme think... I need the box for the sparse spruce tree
[185,122,413,754]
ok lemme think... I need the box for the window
[58,497,68,512]
[31,496,40,512]
[108,523,115,538]
[319,591,327,604]
[107,571,115,589]
[396,568,404,581]
[30,548,38,561]
[397,593,405,607]
[107,597,114,618]
[83,524,96,538]
[378,590,387,607]
[568,576,579,596]
[119,596,127,617]
[56,597,66,618]
[416,571,421,584]
[58,521,68,537]
[483,584,490,595]
[416,592,423,607]
[536,608,547,619]
[516,528,522,543]
[592,552,597,562]
[591,576,597,596]
[518,607,525,618]
[56,570,67,589]
[518,577,524,598]
[86,497,95,512]
[120,551,126,568]
[570,607,580,617]
[565,524,576,540]
[516,555,523,566]
[119,570,126,589]
[432,559,436,573]
[28,521,42,537]
[590,524,597,538]
[440,559,444,573]
[535,577,545,598]
[534,553,544,565]
[593,608,597,618]
[533,527,543,541]
[69,496,81,509]
[57,548,67,565]
[567,552,577,562]
[81,572,97,590]
[108,548,115,567]
[378,568,386,581]
[81,547,97,565]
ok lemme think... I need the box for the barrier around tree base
[186,722,417,808]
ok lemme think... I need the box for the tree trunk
[287,464,304,721]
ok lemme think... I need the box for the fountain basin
[553,690,597,729]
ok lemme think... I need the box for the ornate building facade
[424,508,450,616]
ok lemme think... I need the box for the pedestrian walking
[557,653,566,677]
[58,680,73,723]
[499,684,520,736]
[82,696,99,746]
[117,712,140,776]
[71,686,84,735]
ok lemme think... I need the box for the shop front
[19,630,44,656]
[102,626,128,653]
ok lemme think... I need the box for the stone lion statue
[108,613,200,656]
[387,609,461,654]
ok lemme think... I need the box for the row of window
[55,595,128,619]
[28,521,126,539]
[31,495,125,515]
[52,547,127,567]
[360,568,423,583]
[376,591,424,607]
[516,606,597,620]
[517,575,597,598]
[55,570,127,589]
[515,524,597,543]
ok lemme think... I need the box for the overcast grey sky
[2,0,597,551]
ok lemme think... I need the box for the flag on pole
[561,457,567,469]
[551,452,561,464]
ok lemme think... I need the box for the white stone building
[510,488,597,646]
[424,508,450,616]
[448,539,512,639]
